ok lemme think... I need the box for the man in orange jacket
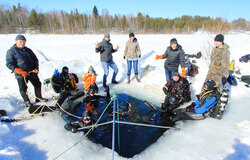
[6,35,48,107]
[155,38,186,82]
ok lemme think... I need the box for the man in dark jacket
[170,80,218,122]
[6,35,48,107]
[161,72,190,112]
[155,38,186,82]
[95,33,119,87]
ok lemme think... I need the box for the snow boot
[127,75,130,84]
[135,74,140,82]
[24,101,33,108]
[0,110,7,117]
[35,88,48,102]
[111,80,119,84]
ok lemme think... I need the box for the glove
[54,69,59,76]
[222,76,227,85]
[155,55,163,60]
[14,68,30,77]
[31,69,39,74]
[186,102,196,112]
[180,67,186,78]
[123,56,126,59]
[139,55,141,58]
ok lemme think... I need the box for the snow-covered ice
[0,34,250,160]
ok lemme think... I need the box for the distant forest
[0,3,249,34]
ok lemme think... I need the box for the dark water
[63,93,173,158]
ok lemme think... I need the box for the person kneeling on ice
[64,111,95,134]
[161,72,190,112]
[170,80,218,122]
[52,66,85,110]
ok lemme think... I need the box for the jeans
[165,68,173,82]
[127,59,138,75]
[101,61,119,83]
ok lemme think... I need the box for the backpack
[187,64,199,77]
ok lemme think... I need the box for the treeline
[0,3,249,34]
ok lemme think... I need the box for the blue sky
[0,0,249,22]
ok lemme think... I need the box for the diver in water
[170,80,218,122]
[64,111,95,134]
[69,84,110,114]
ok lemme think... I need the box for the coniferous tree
[93,6,98,18]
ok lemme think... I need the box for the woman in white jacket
[123,33,141,84]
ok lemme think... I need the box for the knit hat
[104,33,110,38]
[170,38,178,45]
[15,35,26,41]
[214,34,224,42]
[88,66,96,74]
[88,66,94,71]
[129,32,135,37]
[204,80,216,91]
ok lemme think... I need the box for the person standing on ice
[203,34,230,88]
[155,38,186,82]
[95,33,119,88]
[6,35,48,107]
[123,32,141,84]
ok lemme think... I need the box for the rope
[116,98,121,154]
[23,76,82,120]
[77,121,113,130]
[55,101,82,119]
[53,98,114,160]
[114,120,178,130]
[112,94,117,160]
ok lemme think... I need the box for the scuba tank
[210,85,229,119]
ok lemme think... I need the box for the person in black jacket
[52,66,85,109]
[155,38,186,82]
[6,35,48,107]
[161,72,190,112]
[95,33,119,87]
